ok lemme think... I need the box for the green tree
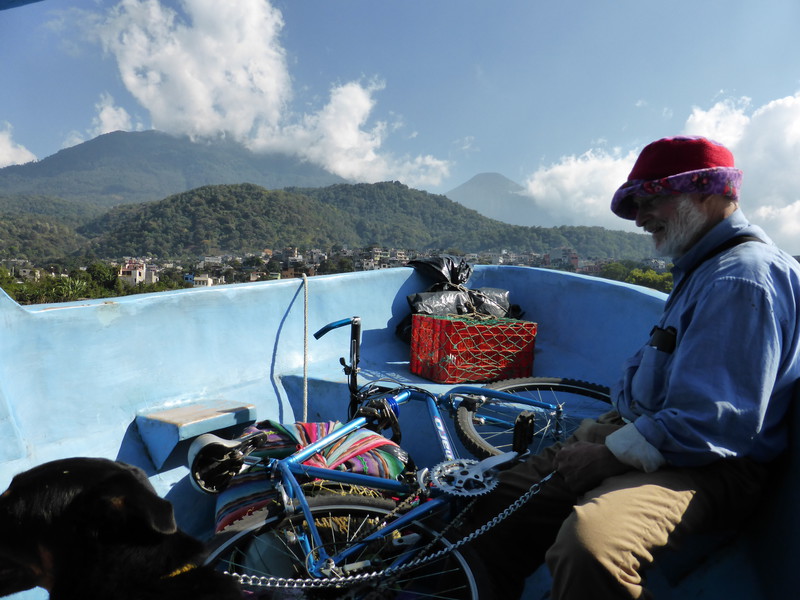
[316,259,339,275]
[0,267,15,286]
[86,262,119,291]
[597,262,673,293]
[336,257,355,272]
[626,268,673,293]
[599,262,629,281]
[243,255,265,269]
[54,278,89,302]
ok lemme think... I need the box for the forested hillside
[79,184,357,257]
[0,130,654,263]
[299,183,649,258]
[78,182,653,260]
[0,194,103,224]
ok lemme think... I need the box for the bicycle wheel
[455,377,611,459]
[205,494,490,599]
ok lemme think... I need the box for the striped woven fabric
[214,420,410,532]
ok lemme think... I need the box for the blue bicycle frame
[224,316,564,578]
[251,389,550,577]
[315,316,564,454]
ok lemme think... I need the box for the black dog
[0,457,242,600]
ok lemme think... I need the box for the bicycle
[188,316,610,598]
[312,316,611,460]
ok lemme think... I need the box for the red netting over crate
[410,314,537,384]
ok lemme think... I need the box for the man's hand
[553,441,632,493]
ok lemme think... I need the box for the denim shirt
[612,210,800,466]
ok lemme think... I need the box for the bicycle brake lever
[340,356,353,375]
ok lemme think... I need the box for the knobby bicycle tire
[455,377,611,459]
[204,494,491,599]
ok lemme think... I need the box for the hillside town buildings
[3,245,669,291]
[130,245,663,286]
[118,261,159,286]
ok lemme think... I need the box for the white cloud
[751,201,800,245]
[683,93,800,253]
[92,0,449,187]
[255,80,388,178]
[523,147,639,232]
[682,97,751,148]
[522,93,800,254]
[90,93,135,137]
[97,0,290,140]
[0,123,37,168]
[251,80,450,187]
[61,93,139,149]
[454,135,477,153]
[61,130,86,150]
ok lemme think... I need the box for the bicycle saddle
[188,433,252,494]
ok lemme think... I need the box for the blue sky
[3,0,800,252]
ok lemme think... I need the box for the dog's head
[0,457,176,596]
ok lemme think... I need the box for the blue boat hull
[1,265,790,599]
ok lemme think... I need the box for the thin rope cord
[302,273,309,422]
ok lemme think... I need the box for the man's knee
[545,511,601,573]
[546,508,648,599]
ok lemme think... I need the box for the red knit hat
[611,136,743,220]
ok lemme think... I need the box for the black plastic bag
[406,256,472,286]
[396,258,523,342]
[407,287,511,318]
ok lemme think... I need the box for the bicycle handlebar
[314,317,363,409]
[313,317,359,340]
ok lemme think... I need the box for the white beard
[654,195,708,259]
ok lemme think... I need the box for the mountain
[0,132,654,262]
[78,181,654,260]
[0,130,346,208]
[445,173,559,226]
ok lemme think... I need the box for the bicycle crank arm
[476,450,527,473]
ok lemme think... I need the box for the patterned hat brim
[611,167,743,220]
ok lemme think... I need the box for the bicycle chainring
[428,458,499,497]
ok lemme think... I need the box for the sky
[3,0,800,252]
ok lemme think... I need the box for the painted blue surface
[0,265,787,599]
[136,400,257,467]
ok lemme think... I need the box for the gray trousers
[466,412,768,599]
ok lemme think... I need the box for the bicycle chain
[373,491,480,594]
[354,484,424,537]
[228,470,556,591]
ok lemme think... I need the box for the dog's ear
[70,467,177,538]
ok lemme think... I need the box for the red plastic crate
[410,314,537,383]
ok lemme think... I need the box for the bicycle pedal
[513,411,535,453]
